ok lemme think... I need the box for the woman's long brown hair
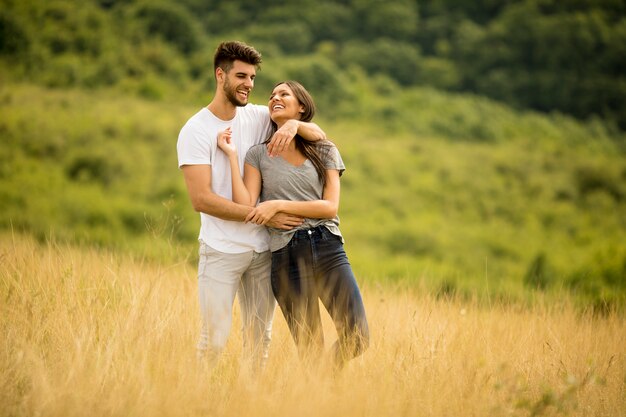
[266,80,332,187]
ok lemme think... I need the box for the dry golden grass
[1,233,624,417]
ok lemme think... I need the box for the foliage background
[1,0,625,308]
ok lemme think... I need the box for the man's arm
[245,170,341,225]
[181,164,252,221]
[267,119,326,156]
[181,164,303,229]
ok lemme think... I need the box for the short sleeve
[322,143,345,176]
[245,144,265,170]
[177,120,213,168]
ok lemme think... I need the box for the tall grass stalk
[1,234,624,416]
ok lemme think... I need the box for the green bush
[244,23,313,54]
[0,10,31,56]
[574,164,623,201]
[133,1,201,55]
[339,39,421,86]
[524,253,553,290]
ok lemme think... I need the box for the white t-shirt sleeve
[177,119,213,168]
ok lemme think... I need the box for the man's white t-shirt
[177,104,273,253]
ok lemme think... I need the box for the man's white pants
[196,242,276,366]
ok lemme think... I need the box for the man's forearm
[192,192,252,222]
[297,120,326,141]
[196,195,302,230]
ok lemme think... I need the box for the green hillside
[2,82,624,309]
[1,0,625,309]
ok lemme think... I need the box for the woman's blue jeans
[271,226,369,367]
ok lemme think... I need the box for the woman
[217,81,369,368]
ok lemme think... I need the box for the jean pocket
[321,228,342,243]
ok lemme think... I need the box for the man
[177,41,325,369]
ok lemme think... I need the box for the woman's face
[268,83,304,123]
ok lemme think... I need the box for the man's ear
[215,67,225,83]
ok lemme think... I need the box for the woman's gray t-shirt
[245,141,345,252]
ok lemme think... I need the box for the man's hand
[267,120,298,156]
[265,212,304,230]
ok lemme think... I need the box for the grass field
[2,6,624,413]
[1,233,624,417]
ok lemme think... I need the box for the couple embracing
[177,41,369,372]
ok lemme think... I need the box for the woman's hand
[245,200,282,225]
[216,127,236,157]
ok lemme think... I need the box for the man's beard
[224,78,248,107]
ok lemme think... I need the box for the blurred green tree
[133,1,202,55]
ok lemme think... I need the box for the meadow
[2,2,625,415]
[1,233,624,417]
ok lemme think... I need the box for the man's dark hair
[213,41,262,74]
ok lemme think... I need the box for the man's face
[221,60,256,107]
